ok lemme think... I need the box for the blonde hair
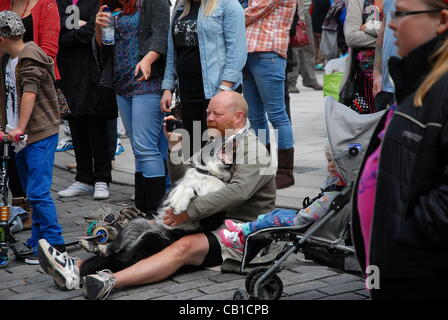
[414,38,448,106]
[180,0,219,19]
[414,1,448,107]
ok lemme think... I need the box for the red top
[1,0,61,80]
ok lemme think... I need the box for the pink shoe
[224,219,243,233]
[218,229,245,252]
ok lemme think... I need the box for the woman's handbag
[351,92,370,113]
[339,48,359,106]
[290,20,310,48]
[339,76,357,106]
[56,88,71,119]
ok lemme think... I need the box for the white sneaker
[94,182,109,200]
[82,269,116,300]
[58,181,94,198]
[56,138,74,152]
[37,239,80,290]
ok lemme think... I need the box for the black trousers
[284,45,293,121]
[180,100,210,159]
[106,118,118,161]
[284,72,292,121]
[68,115,112,185]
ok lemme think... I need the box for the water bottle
[102,7,115,46]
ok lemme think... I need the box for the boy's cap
[0,11,26,38]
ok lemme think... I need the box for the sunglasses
[390,9,441,21]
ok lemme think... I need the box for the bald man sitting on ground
[37,91,277,300]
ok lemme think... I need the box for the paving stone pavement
[0,168,369,301]
[0,73,370,300]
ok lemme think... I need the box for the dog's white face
[205,162,231,182]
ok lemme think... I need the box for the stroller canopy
[325,96,387,184]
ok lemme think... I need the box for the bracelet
[219,84,233,91]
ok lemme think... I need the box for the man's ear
[0,37,5,45]
[234,111,244,123]
[437,9,448,35]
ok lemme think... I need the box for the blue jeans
[15,134,64,252]
[242,208,297,236]
[243,52,294,149]
[116,94,165,178]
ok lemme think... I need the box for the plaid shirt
[245,0,297,58]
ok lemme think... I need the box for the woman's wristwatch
[219,84,233,91]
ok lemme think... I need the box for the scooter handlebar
[0,133,26,143]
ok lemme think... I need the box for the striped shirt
[245,0,297,58]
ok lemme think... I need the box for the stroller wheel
[233,288,250,300]
[246,267,283,300]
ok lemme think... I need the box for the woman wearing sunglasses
[352,0,448,299]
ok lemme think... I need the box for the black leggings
[180,100,210,159]
[68,116,112,185]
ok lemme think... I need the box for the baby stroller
[233,97,386,300]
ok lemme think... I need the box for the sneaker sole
[82,276,103,300]
[24,258,40,265]
[56,146,74,152]
[58,191,93,198]
[37,243,77,290]
[93,196,110,200]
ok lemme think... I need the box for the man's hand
[79,20,87,28]
[163,208,189,227]
[163,115,182,150]
[7,128,24,143]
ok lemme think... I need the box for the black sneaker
[12,241,34,258]
[82,269,116,300]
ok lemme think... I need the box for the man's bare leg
[111,233,210,288]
